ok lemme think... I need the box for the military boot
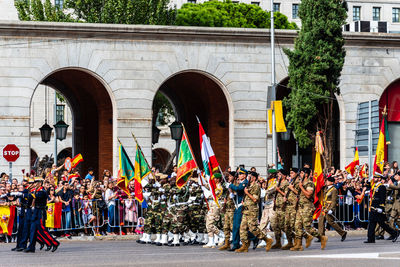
[320,235,328,250]
[281,238,293,250]
[305,234,314,248]
[270,238,281,249]
[290,238,303,251]
[264,237,273,252]
[235,241,249,253]
[218,238,231,251]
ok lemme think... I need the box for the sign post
[3,144,20,182]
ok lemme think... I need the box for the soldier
[160,175,174,246]
[257,170,277,248]
[203,173,223,248]
[388,172,400,233]
[138,176,157,244]
[364,174,399,243]
[173,180,189,246]
[318,176,347,241]
[271,169,288,249]
[282,168,299,250]
[187,174,206,245]
[291,168,327,251]
[153,173,167,246]
[236,171,272,253]
[219,172,236,250]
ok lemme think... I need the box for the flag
[359,163,368,178]
[71,154,84,168]
[373,114,387,175]
[176,126,197,188]
[133,144,152,203]
[117,144,135,196]
[345,148,359,176]
[46,202,62,228]
[313,131,325,220]
[267,101,287,133]
[0,206,15,235]
[198,118,220,205]
[68,173,79,181]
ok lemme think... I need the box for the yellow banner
[0,206,11,234]
[274,101,287,133]
[268,109,273,134]
[46,203,55,228]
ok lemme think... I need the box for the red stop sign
[3,144,20,162]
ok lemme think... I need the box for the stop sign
[3,144,20,162]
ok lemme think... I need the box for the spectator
[85,168,95,180]
[57,181,73,238]
[81,194,95,235]
[124,195,137,235]
[105,182,117,235]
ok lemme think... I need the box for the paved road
[1,236,400,267]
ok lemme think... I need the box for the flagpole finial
[382,105,387,116]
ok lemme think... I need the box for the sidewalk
[56,229,368,242]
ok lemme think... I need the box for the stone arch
[152,69,233,169]
[30,67,117,177]
[152,148,172,173]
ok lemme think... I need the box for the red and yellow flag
[359,163,368,179]
[176,126,197,188]
[71,154,84,169]
[373,115,387,175]
[0,206,15,235]
[133,144,152,203]
[46,202,62,228]
[345,148,359,176]
[313,131,325,220]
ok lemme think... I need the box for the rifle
[295,175,308,210]
[273,175,283,211]
[283,175,299,209]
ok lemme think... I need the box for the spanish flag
[71,154,84,169]
[373,113,387,175]
[345,148,359,176]
[46,203,62,228]
[0,206,15,235]
[313,131,325,220]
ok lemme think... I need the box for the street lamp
[39,122,53,143]
[169,120,183,164]
[54,120,69,141]
[152,125,161,144]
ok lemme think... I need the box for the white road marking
[295,252,400,260]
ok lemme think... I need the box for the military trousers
[294,205,320,240]
[240,210,266,242]
[367,210,397,242]
[272,207,285,240]
[223,210,234,239]
[206,202,220,237]
[284,205,297,240]
[318,213,345,237]
[259,203,275,235]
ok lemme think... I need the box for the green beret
[213,173,222,179]
[268,169,277,174]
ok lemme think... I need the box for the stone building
[1,21,400,180]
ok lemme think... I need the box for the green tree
[176,0,297,29]
[283,0,347,167]
[15,0,73,21]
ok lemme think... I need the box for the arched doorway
[58,147,72,162]
[152,148,172,173]
[152,71,230,170]
[379,79,400,162]
[276,78,340,168]
[31,69,114,176]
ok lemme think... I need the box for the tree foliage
[176,0,297,29]
[15,0,74,21]
[283,0,347,166]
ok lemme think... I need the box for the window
[55,0,63,9]
[372,7,380,21]
[56,104,65,122]
[292,4,299,19]
[273,3,280,13]
[353,6,361,21]
[187,0,196,3]
[251,2,260,6]
[393,8,400,23]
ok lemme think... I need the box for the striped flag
[71,154,84,169]
[345,148,359,176]
[198,118,220,205]
[117,144,135,197]
[46,203,62,228]
[313,131,325,220]
[176,126,197,189]
[0,206,15,235]
[133,144,152,202]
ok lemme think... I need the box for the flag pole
[131,132,155,179]
[181,124,199,169]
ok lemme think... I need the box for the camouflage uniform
[239,182,266,241]
[222,189,235,240]
[273,178,289,241]
[294,179,321,240]
[388,183,400,229]
[205,183,223,237]
[161,183,174,234]
[171,185,189,234]
[284,177,300,241]
[259,178,277,235]
[143,183,157,234]
[188,183,205,233]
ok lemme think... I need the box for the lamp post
[169,121,183,164]
[54,120,69,141]
[152,125,161,144]
[270,0,278,168]
[39,122,52,143]
[293,131,300,168]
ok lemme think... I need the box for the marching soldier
[291,168,327,251]
[203,173,223,248]
[138,176,157,244]
[271,169,288,249]
[282,168,299,250]
[364,174,399,243]
[318,176,347,241]
[219,172,236,250]
[388,172,400,232]
[160,176,174,246]
[187,174,205,245]
[235,171,273,253]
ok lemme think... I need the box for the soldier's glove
[154,182,161,188]
[229,193,235,199]
[225,183,231,189]
[328,210,333,215]
[384,184,389,188]
[173,195,179,200]
[376,208,383,213]
[159,188,165,193]
[161,195,166,200]
[10,192,23,197]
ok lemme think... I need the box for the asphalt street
[1,236,400,267]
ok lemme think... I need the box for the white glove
[161,195,166,200]
[202,187,212,199]
[384,184,389,188]
[189,196,196,202]
[229,193,235,199]
[143,192,151,200]
[11,192,22,197]
[154,182,161,188]
[225,183,231,189]
[376,208,383,213]
[173,195,179,200]
[158,188,164,193]
[328,210,333,215]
